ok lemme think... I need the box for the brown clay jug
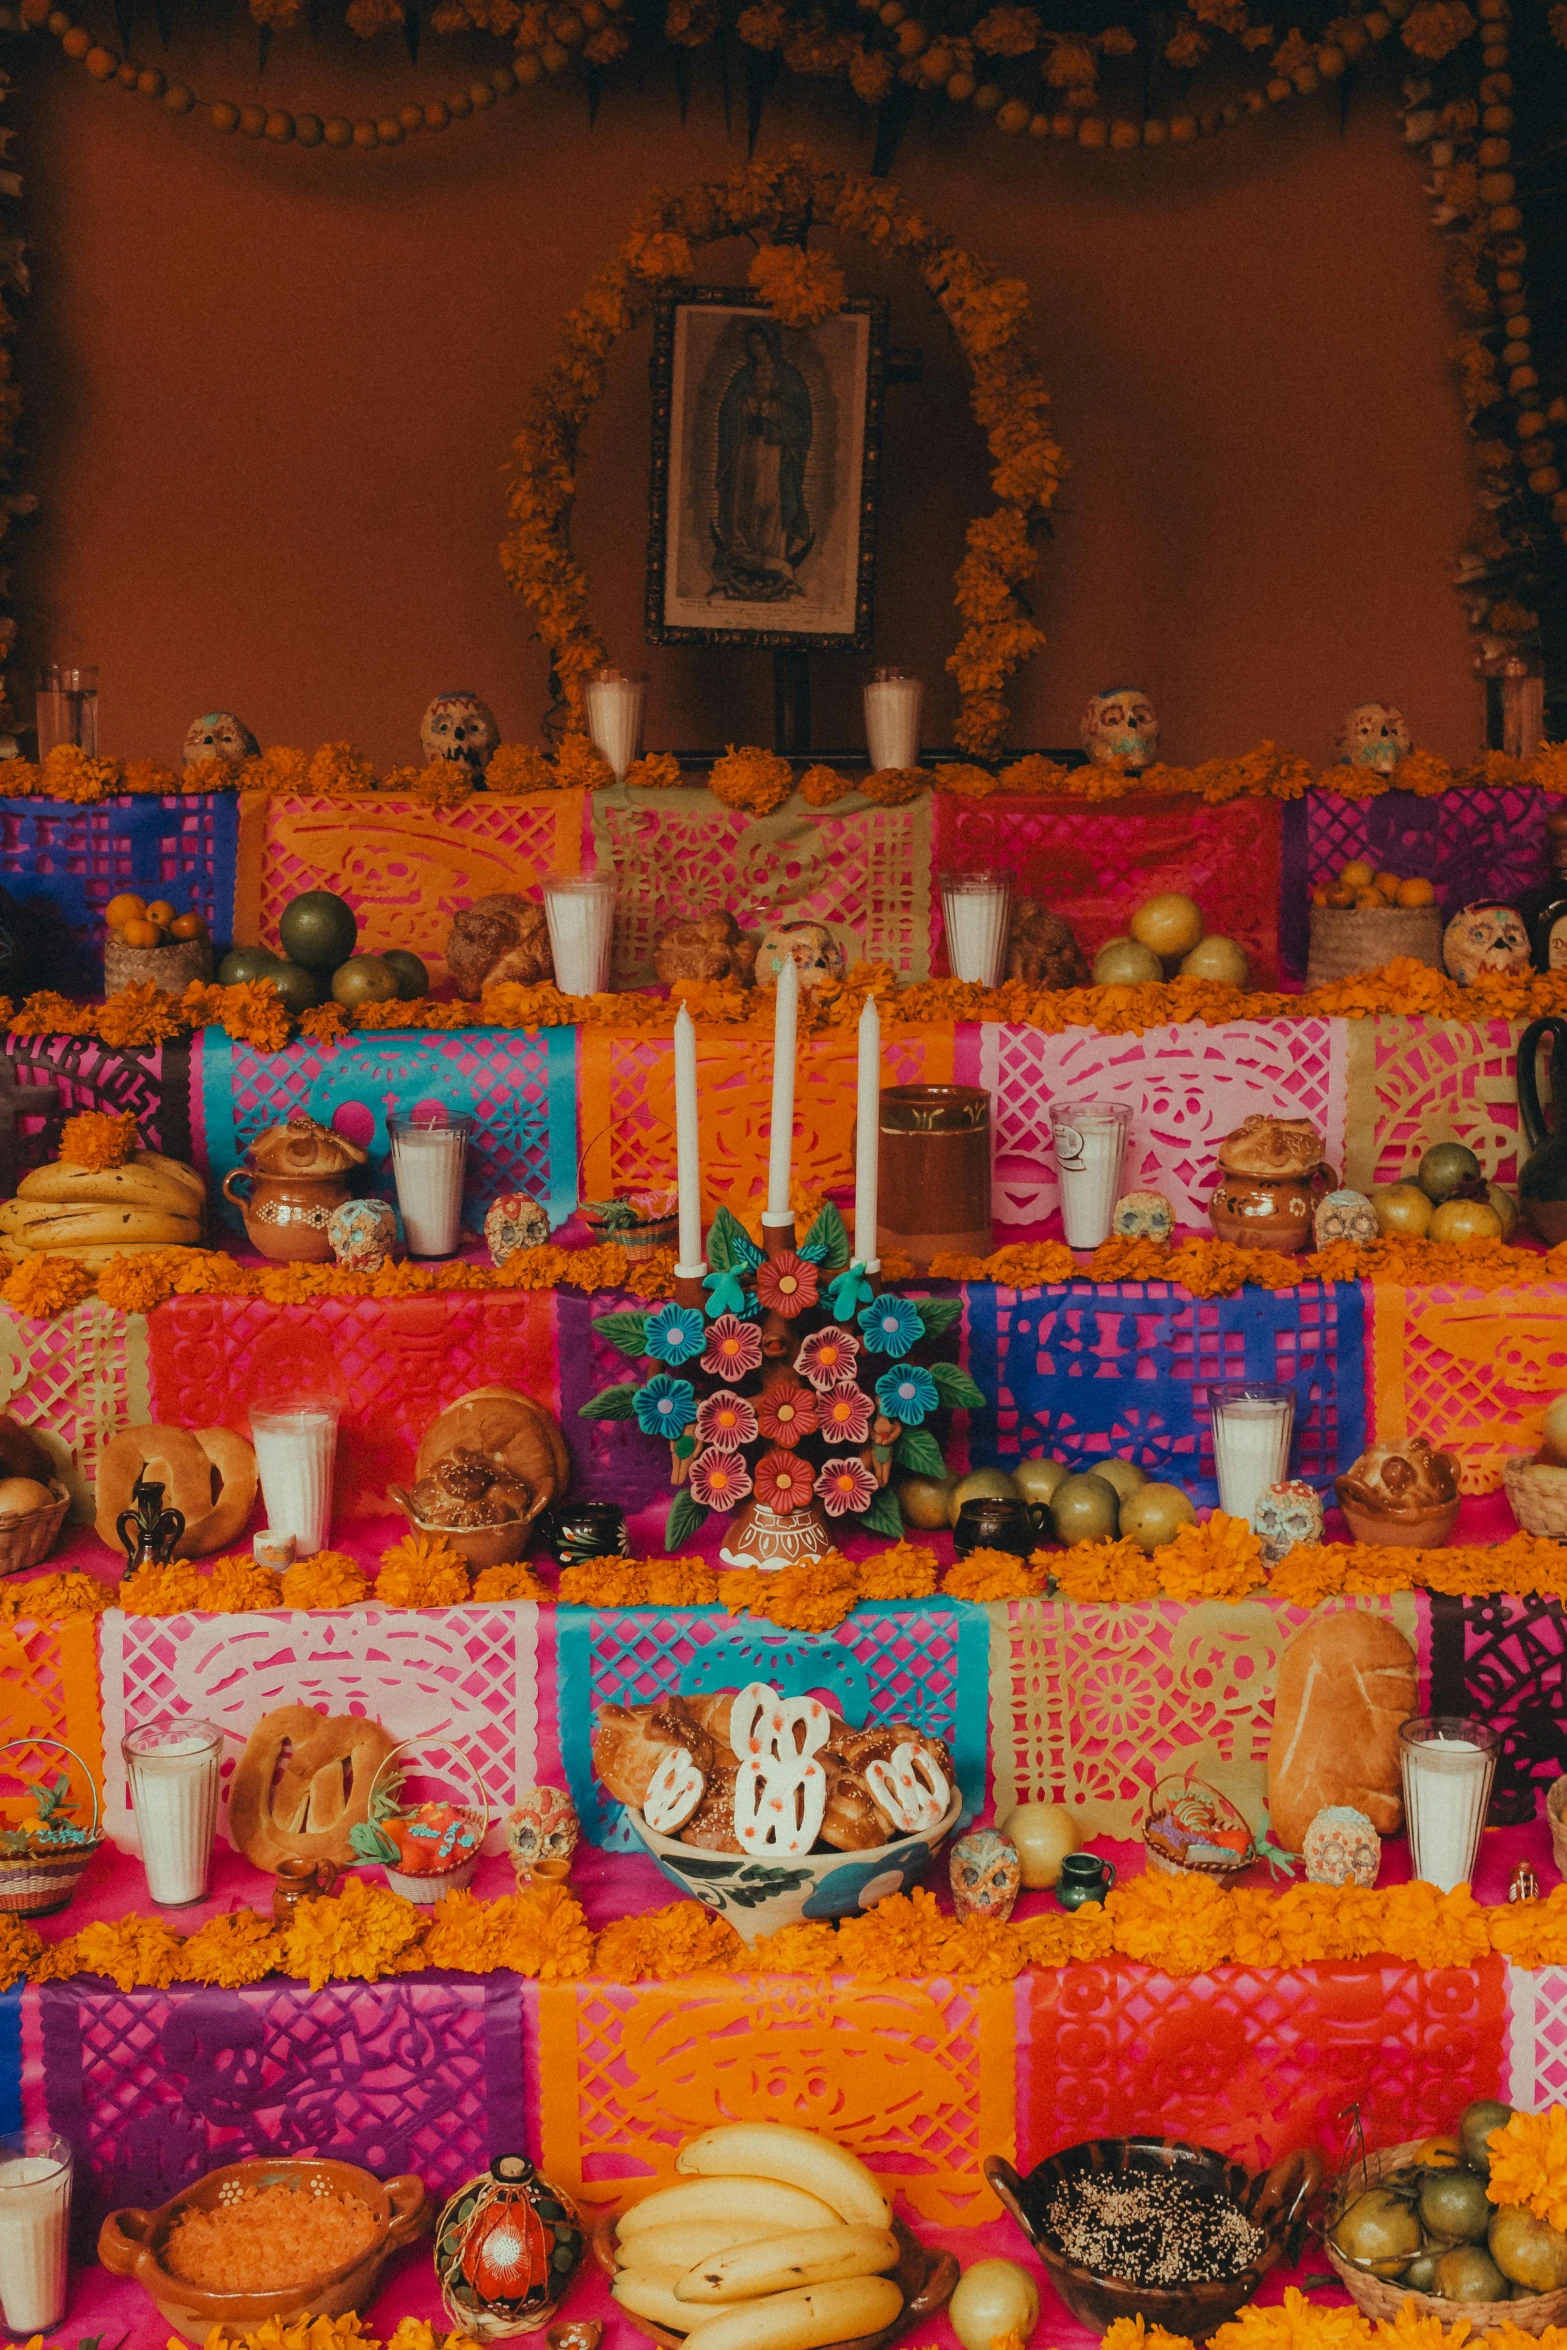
[1516,1016,1567,1243]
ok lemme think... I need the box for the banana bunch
[0,1152,207,1265]
[612,2124,901,2350]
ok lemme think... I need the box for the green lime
[331,954,399,1008]
[279,889,358,972]
[1331,2188,1423,2277]
[946,1468,1020,1527]
[1049,1472,1120,1545]
[1118,1482,1198,1553]
[1490,2205,1567,2293]
[1461,2099,1515,2179]
[264,959,324,1016]
[1419,2169,1492,2244]
[1092,1458,1147,1502]
[897,1473,954,1531]
[1013,1457,1069,1508]
[217,945,281,986]
[1402,2253,1442,2292]
[1418,1142,1483,1204]
[1435,2245,1508,2303]
[379,949,430,1001]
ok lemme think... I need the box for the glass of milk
[543,876,617,998]
[0,2129,72,2332]
[1398,1715,1500,1892]
[939,869,1013,986]
[584,667,646,781]
[250,1403,340,1553]
[389,1113,472,1259]
[1048,1100,1133,1247]
[1209,1382,1296,1527]
[863,667,923,771]
[121,1717,223,1908]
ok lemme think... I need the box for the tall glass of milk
[389,1114,472,1259]
[863,668,923,771]
[939,870,1013,986]
[1048,1100,1133,1247]
[121,1717,223,1908]
[0,2129,72,2331]
[251,1403,340,1553]
[1398,1715,1499,1892]
[1209,1382,1296,1527]
[543,876,617,997]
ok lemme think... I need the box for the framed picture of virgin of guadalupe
[646,286,886,650]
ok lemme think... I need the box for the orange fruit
[1397,876,1436,907]
[1353,888,1387,908]
[1340,859,1375,889]
[1325,884,1355,909]
[121,917,162,948]
[1374,871,1400,898]
[1311,886,1329,906]
[105,892,145,928]
[170,911,206,940]
[144,900,176,928]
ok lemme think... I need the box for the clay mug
[1054,1850,1116,1910]
[953,1496,1046,1559]
[1517,1016,1567,1243]
[271,1854,343,1925]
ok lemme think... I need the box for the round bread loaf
[1266,1613,1417,1852]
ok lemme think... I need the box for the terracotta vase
[223,1164,358,1261]
[1208,1166,1330,1253]
[433,2154,584,2341]
[719,1497,833,1570]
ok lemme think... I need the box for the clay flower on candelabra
[581,1205,980,1554]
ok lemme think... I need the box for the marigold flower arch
[499,146,1065,758]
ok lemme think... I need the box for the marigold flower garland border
[499,146,1063,758]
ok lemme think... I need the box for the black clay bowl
[985,2138,1321,2337]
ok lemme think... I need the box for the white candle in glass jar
[1399,1718,1498,1892]
[251,1405,338,1553]
[390,1118,470,1258]
[122,1719,222,1907]
[543,876,616,997]
[584,669,646,781]
[1209,1385,1295,1527]
[863,669,922,771]
[940,870,1012,986]
[0,2136,72,2332]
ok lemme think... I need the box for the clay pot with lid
[221,1113,368,1262]
[1207,1116,1332,1255]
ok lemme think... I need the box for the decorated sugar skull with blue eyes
[1080,687,1160,770]
[184,711,259,766]
[421,691,500,775]
[1334,701,1411,772]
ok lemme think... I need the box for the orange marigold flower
[943,1547,1046,1602]
[708,744,796,817]
[377,1533,472,1607]
[748,245,847,329]
[58,1109,138,1170]
[484,742,559,797]
[624,751,684,790]
[1,1252,94,1318]
[281,1550,370,1609]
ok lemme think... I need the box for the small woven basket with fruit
[103,894,213,995]
[1324,2101,1567,2337]
[350,1740,489,1906]
[1142,1771,1255,1881]
[1306,861,1441,986]
[579,1189,680,1260]
[0,1738,103,1918]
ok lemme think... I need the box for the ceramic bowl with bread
[1334,1436,1461,1549]
[391,1385,568,1565]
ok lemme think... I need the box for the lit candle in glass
[673,1002,703,1274]
[854,993,880,1269]
[765,948,799,1226]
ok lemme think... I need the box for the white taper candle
[854,993,881,1269]
[765,949,799,1221]
[674,1003,703,1273]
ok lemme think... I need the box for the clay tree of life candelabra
[581,1203,976,1566]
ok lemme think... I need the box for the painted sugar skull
[1443,899,1531,985]
[1080,687,1160,770]
[1302,1804,1380,1888]
[184,710,259,767]
[505,1784,579,1881]
[421,692,500,776]
[1313,1188,1379,1250]
[756,920,846,993]
[1252,1478,1325,1565]
[1113,1190,1175,1244]
[949,1828,1021,1924]
[433,2153,584,2340]
[485,1193,550,1266]
[1334,701,1411,772]
[327,1196,398,1273]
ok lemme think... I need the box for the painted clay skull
[505,1785,579,1879]
[1112,1190,1175,1243]
[421,692,500,776]
[1312,1188,1379,1250]
[1302,1804,1380,1887]
[1442,900,1531,985]
[184,710,259,767]
[485,1193,551,1265]
[327,1196,398,1273]
[1251,1478,1325,1564]
[1334,702,1411,772]
[949,1827,1021,1924]
[1079,687,1160,770]
[756,921,845,993]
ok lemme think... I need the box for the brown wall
[12,29,1483,771]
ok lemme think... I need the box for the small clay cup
[953,1496,1046,1558]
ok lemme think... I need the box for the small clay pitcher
[223,1164,358,1262]
[1208,1167,1332,1254]
[271,1855,343,1925]
[953,1496,1046,1559]
[1517,1016,1567,1243]
[117,1479,185,1571]
[1054,1850,1116,1910]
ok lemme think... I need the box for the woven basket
[1306,904,1442,985]
[103,935,213,996]
[1325,2139,1567,2335]
[0,1478,71,1577]
[579,1202,678,1259]
[1503,1459,1567,1540]
[1143,1771,1256,1880]
[0,1736,102,1917]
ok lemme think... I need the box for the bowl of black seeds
[985,2138,1323,2336]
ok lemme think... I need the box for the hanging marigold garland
[499,146,1064,757]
